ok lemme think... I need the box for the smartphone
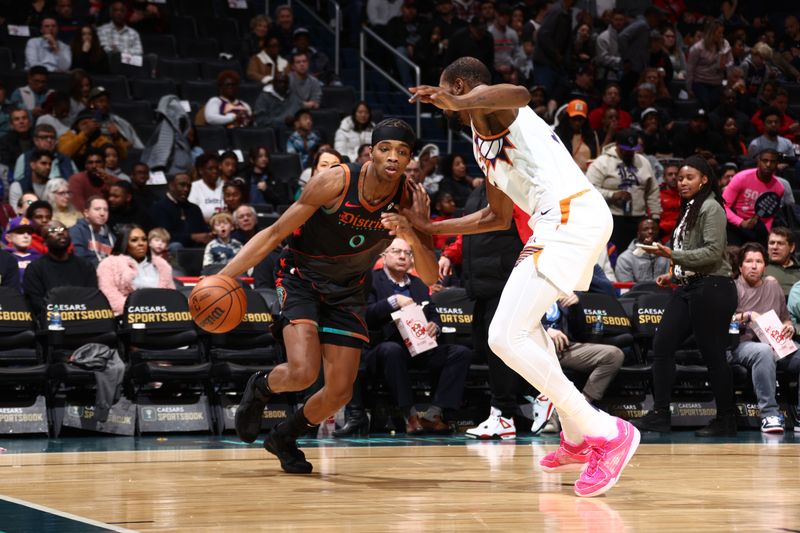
[635,243,659,252]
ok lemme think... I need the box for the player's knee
[325,386,352,408]
[289,366,319,389]
[487,322,512,356]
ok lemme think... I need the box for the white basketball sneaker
[531,394,555,435]
[465,407,516,440]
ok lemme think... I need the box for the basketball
[189,274,247,333]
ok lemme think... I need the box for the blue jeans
[728,341,800,417]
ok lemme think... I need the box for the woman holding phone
[631,155,739,436]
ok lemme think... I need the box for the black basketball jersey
[285,162,408,286]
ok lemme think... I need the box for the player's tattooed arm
[219,166,347,278]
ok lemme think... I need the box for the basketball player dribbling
[219,119,438,474]
[407,57,639,497]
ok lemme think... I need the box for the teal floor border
[0,430,797,455]
[0,496,135,533]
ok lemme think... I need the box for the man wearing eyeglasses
[22,220,96,316]
[11,124,77,184]
[335,237,471,436]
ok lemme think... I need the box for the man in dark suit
[336,237,471,436]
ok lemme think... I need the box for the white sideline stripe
[0,494,138,533]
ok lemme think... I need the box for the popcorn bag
[391,304,437,357]
[751,310,798,360]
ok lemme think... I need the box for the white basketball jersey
[471,105,612,294]
[471,105,592,225]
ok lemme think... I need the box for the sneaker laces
[584,446,606,477]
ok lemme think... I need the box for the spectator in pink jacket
[97,223,175,315]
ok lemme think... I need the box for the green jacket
[765,262,800,296]
[671,196,732,278]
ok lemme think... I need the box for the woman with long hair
[720,116,747,161]
[686,19,733,111]
[71,25,110,74]
[662,25,687,80]
[437,153,481,208]
[334,101,375,162]
[97,224,175,316]
[295,145,343,199]
[223,178,247,213]
[67,69,92,121]
[44,178,82,228]
[632,155,739,436]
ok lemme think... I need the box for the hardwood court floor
[1,434,799,532]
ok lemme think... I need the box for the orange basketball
[189,274,247,333]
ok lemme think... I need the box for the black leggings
[652,276,738,416]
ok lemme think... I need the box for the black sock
[256,371,273,397]
[279,406,318,439]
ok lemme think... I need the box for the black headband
[682,155,715,180]
[371,124,416,149]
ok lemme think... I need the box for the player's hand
[406,181,430,218]
[438,255,452,279]
[558,292,579,307]
[546,328,569,352]
[396,295,415,308]
[380,212,415,240]
[408,85,462,111]
[656,273,672,287]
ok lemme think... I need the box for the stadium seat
[576,291,635,350]
[431,287,474,348]
[195,126,231,153]
[176,248,205,277]
[113,100,154,126]
[674,99,701,119]
[310,108,341,144]
[181,80,218,103]
[132,79,179,105]
[108,51,151,80]
[0,288,48,417]
[200,59,242,81]
[92,74,132,102]
[197,17,241,55]
[209,287,282,385]
[158,57,200,81]
[42,287,119,436]
[321,86,357,116]
[0,47,15,72]
[47,71,70,93]
[142,34,178,58]
[268,153,302,188]
[170,15,199,41]
[179,38,220,60]
[0,71,28,94]
[230,127,277,154]
[237,82,262,106]
[5,36,31,71]
[134,123,157,145]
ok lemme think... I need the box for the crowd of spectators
[1,0,800,436]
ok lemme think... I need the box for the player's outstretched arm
[381,211,439,287]
[400,179,514,236]
[219,167,346,279]
[409,84,530,111]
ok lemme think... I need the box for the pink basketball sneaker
[574,418,640,498]
[539,433,592,473]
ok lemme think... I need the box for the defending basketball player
[217,119,438,474]
[406,58,640,497]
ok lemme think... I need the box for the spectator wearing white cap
[419,143,443,196]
